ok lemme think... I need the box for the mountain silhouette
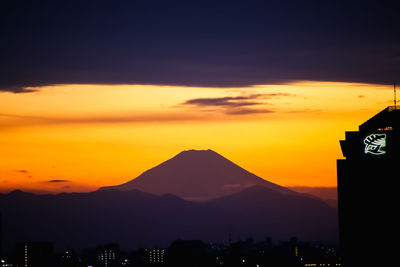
[99,149,294,201]
[0,186,337,252]
[0,150,338,251]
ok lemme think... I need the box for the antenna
[395,82,397,109]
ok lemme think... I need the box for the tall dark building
[337,106,399,266]
[0,213,2,257]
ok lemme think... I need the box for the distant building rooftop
[358,106,400,132]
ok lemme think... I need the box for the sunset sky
[1,0,399,193]
[0,82,394,193]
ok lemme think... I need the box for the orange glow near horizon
[0,81,394,193]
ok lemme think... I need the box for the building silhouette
[145,248,166,264]
[0,213,2,258]
[16,242,54,267]
[96,244,120,267]
[167,240,213,267]
[337,106,399,266]
[59,248,79,267]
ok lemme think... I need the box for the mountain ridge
[0,185,338,252]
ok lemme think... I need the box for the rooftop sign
[363,134,386,155]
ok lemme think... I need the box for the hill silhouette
[0,150,338,251]
[99,149,294,201]
[0,186,337,252]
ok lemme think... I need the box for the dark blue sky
[1,0,399,92]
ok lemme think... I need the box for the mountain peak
[172,149,226,161]
[99,150,293,201]
[176,149,219,156]
[180,149,215,153]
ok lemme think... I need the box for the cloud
[1,0,399,92]
[182,93,292,107]
[256,93,294,99]
[225,108,274,115]
[0,87,39,94]
[0,112,213,128]
[45,180,70,183]
[2,90,296,128]
[13,170,29,174]
[182,96,261,108]
[181,93,292,115]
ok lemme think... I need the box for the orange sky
[0,81,394,193]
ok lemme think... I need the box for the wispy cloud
[0,87,39,94]
[180,93,293,115]
[45,179,70,183]
[183,96,261,107]
[226,108,275,115]
[182,93,291,107]
[0,112,212,129]
[0,93,295,129]
[13,170,29,174]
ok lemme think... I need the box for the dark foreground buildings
[337,106,399,266]
[16,242,54,267]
